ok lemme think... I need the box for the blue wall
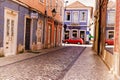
[0,2,4,47]
[17,6,29,45]
[64,9,88,31]
[0,0,39,47]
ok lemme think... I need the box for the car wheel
[105,43,108,45]
[78,42,80,45]
[66,42,68,44]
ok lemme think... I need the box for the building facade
[106,1,115,40]
[93,0,118,79]
[63,1,93,43]
[93,0,100,52]
[0,0,63,56]
[114,0,120,79]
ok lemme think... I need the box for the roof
[65,1,93,18]
[66,1,89,8]
[107,1,116,9]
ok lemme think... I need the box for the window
[60,1,63,16]
[66,11,71,21]
[65,31,69,39]
[37,20,43,43]
[39,0,44,3]
[6,19,10,36]
[46,0,50,9]
[48,24,52,44]
[56,0,58,9]
[80,31,85,41]
[73,12,79,23]
[11,20,14,36]
[72,30,77,37]
[80,11,87,22]
[50,0,52,9]
[108,31,114,39]
[107,11,115,25]
[60,6,62,16]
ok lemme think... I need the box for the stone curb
[0,46,65,67]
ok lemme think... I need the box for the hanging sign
[31,12,38,19]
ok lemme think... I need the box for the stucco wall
[0,0,39,48]
[17,6,29,45]
[0,0,28,47]
[64,10,88,26]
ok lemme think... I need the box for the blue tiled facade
[0,1,29,46]
[0,0,44,54]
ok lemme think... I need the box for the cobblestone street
[0,47,85,80]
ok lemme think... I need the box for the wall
[114,0,120,79]
[0,1,29,46]
[64,9,88,26]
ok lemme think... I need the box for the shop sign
[31,12,38,19]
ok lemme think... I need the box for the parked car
[62,38,83,44]
[105,39,114,45]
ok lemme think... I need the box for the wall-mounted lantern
[52,8,57,17]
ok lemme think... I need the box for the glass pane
[6,19,10,36]
[73,12,78,23]
[66,12,70,21]
[80,11,87,22]
[65,31,69,39]
[11,20,14,36]
[73,30,77,37]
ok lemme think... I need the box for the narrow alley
[0,0,117,79]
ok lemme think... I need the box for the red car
[105,39,114,45]
[63,38,83,44]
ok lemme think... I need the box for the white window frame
[80,11,87,22]
[107,10,115,25]
[50,0,52,9]
[39,0,44,3]
[72,11,79,23]
[60,1,63,16]
[65,30,70,39]
[79,30,86,40]
[65,11,71,22]
[72,29,78,38]
[107,30,114,39]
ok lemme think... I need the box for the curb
[0,46,66,67]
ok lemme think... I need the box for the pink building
[114,0,120,79]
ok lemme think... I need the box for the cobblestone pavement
[0,46,85,80]
[63,48,114,80]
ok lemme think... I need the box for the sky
[64,0,96,8]
[64,0,116,8]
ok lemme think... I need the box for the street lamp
[65,1,68,10]
[51,0,68,17]
[63,1,68,40]
[52,8,57,17]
